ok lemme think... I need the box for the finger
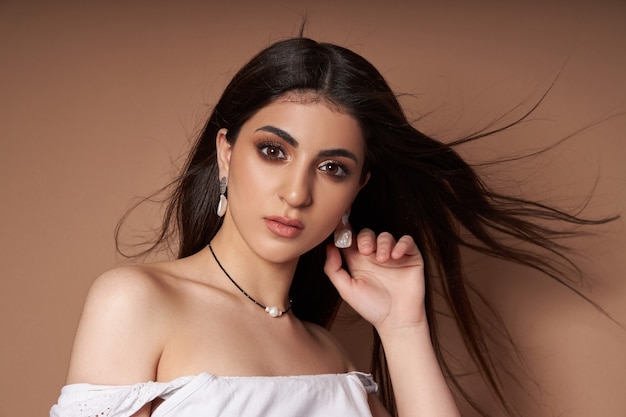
[375,232,396,262]
[323,244,354,296]
[390,234,417,259]
[356,228,376,255]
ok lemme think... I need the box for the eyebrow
[318,148,358,162]
[256,126,298,148]
[255,125,359,163]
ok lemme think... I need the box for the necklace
[208,244,292,318]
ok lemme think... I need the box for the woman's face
[216,96,368,264]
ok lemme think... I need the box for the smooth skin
[65,97,459,417]
[326,231,460,417]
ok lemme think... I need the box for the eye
[258,143,286,160]
[319,161,349,177]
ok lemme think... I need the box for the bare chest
[155,302,347,381]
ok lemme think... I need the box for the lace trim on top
[50,372,378,417]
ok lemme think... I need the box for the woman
[50,37,611,417]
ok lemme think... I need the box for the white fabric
[50,371,378,417]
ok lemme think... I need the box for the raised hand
[326,229,461,417]
[324,228,427,333]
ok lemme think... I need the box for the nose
[278,166,313,208]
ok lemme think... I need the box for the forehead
[240,95,365,153]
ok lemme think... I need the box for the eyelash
[255,140,351,178]
[256,141,286,160]
[319,161,350,177]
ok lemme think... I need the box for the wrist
[375,318,431,343]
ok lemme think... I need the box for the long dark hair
[118,37,617,416]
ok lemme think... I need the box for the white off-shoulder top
[50,371,378,417]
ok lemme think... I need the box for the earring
[217,176,228,217]
[334,213,352,248]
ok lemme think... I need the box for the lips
[264,216,304,238]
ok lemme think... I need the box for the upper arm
[303,323,392,416]
[368,394,392,417]
[303,321,357,372]
[65,267,168,386]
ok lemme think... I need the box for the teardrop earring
[217,176,228,217]
[334,213,352,248]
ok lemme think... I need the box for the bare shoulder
[66,263,177,385]
[86,264,172,311]
[82,264,178,330]
[302,321,356,372]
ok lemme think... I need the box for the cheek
[229,149,266,185]
[225,155,253,208]
[232,162,258,189]
[314,185,360,225]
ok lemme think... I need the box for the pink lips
[264,216,304,238]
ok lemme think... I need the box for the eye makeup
[251,126,359,178]
[255,140,287,160]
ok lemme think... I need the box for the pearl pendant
[266,306,282,317]
[217,194,228,217]
[334,229,352,248]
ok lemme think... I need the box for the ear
[359,171,371,190]
[216,128,232,179]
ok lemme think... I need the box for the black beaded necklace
[208,244,292,318]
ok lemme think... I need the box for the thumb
[323,244,354,296]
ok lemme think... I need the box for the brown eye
[325,163,339,174]
[259,144,286,159]
[319,161,348,177]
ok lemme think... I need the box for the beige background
[1,1,625,416]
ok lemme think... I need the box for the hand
[324,228,427,333]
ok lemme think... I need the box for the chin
[254,238,323,265]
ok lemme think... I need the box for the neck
[206,230,297,311]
